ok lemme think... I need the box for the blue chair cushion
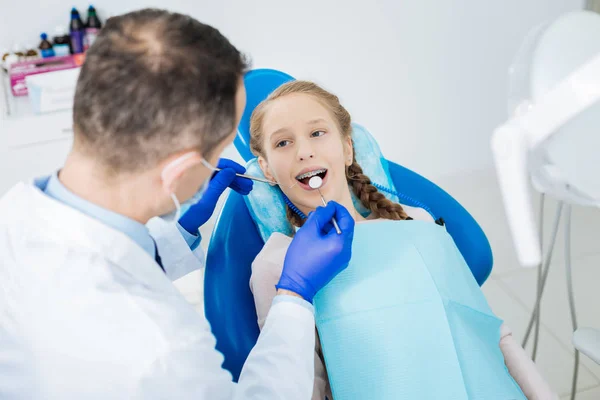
[235,69,295,161]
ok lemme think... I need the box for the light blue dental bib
[313,220,525,400]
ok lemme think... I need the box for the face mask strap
[169,192,182,222]
[161,152,203,193]
[200,158,217,172]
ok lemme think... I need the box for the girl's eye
[311,130,326,138]
[276,140,290,148]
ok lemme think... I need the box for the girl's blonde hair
[250,80,409,228]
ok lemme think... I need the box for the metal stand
[521,197,581,399]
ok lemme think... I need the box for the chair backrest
[204,69,494,381]
[234,69,295,162]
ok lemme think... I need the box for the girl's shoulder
[402,205,435,223]
[253,232,293,267]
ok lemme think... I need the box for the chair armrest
[387,161,493,285]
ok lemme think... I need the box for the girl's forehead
[263,94,334,135]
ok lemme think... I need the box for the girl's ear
[344,136,354,166]
[258,156,275,182]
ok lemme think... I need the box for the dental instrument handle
[211,167,276,185]
[317,188,342,235]
[235,173,276,185]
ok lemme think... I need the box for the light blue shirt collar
[41,172,156,258]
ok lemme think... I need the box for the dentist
[0,8,355,399]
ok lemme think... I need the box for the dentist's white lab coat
[0,182,315,399]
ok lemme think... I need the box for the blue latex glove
[277,201,356,303]
[179,158,253,234]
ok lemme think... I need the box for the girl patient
[248,80,556,400]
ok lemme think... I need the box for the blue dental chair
[204,69,494,381]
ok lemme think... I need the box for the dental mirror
[308,176,341,234]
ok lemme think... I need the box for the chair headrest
[244,123,400,242]
[235,69,295,161]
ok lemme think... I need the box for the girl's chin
[293,196,343,215]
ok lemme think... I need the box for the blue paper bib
[313,220,525,400]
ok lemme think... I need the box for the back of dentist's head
[249,80,410,229]
[72,8,248,174]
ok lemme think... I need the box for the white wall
[0,0,583,182]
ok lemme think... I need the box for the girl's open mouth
[295,169,328,190]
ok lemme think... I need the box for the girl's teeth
[298,169,325,180]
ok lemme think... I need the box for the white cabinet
[0,110,72,194]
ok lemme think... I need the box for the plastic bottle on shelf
[84,5,102,50]
[69,7,85,54]
[12,44,25,60]
[4,52,19,68]
[25,45,39,60]
[0,49,9,70]
[53,26,72,57]
[39,33,55,58]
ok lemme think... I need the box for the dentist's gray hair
[73,8,249,174]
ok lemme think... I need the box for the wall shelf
[1,68,73,149]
